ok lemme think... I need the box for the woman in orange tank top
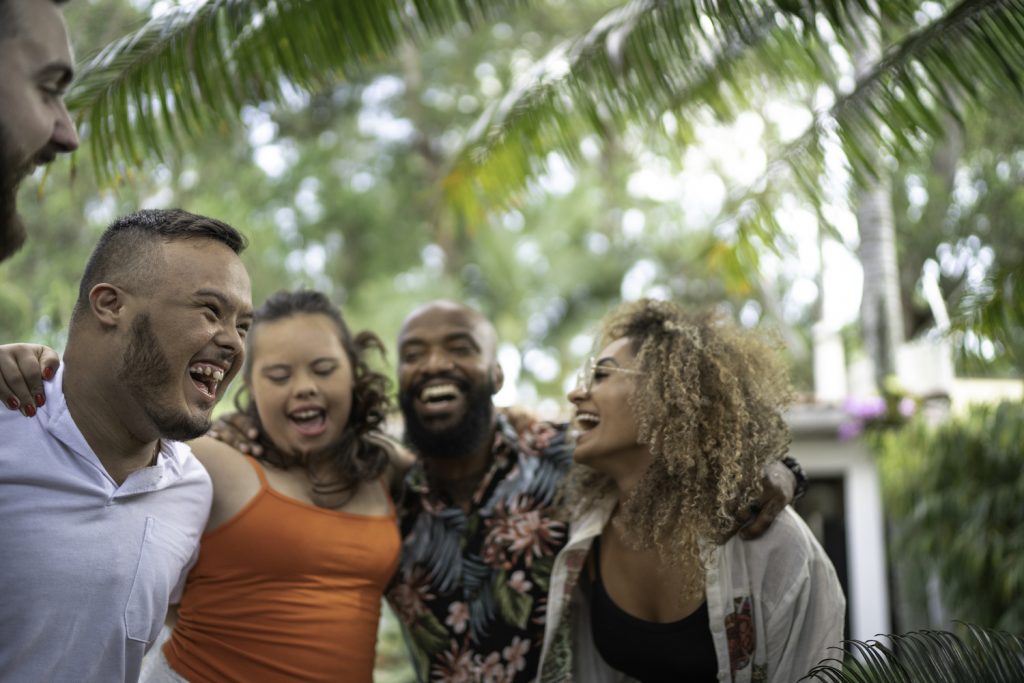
[141,290,411,683]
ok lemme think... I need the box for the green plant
[877,401,1024,633]
[801,622,1024,682]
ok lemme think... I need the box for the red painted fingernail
[35,394,45,407]
[23,404,36,417]
[6,397,18,410]
[43,367,55,380]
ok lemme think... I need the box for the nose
[568,384,587,403]
[423,347,453,374]
[293,371,319,398]
[51,102,79,153]
[215,323,245,358]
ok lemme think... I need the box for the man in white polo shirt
[0,208,253,682]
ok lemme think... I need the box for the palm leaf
[445,0,1024,219]
[445,0,834,220]
[801,622,1024,682]
[66,0,530,184]
[951,263,1024,370]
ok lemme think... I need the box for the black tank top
[589,535,718,682]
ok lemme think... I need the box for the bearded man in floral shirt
[388,301,802,683]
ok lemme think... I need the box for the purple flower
[838,420,864,441]
[844,396,887,420]
[898,397,916,418]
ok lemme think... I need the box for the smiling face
[567,337,651,480]
[0,0,79,261]
[397,302,503,458]
[117,238,252,441]
[247,312,354,459]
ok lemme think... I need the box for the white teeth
[575,413,600,428]
[421,384,459,401]
[189,364,226,382]
[292,409,321,420]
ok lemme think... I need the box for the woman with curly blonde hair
[537,299,844,683]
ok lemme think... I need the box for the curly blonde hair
[568,299,793,577]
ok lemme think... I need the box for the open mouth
[575,411,600,431]
[188,362,226,400]
[418,383,463,409]
[289,407,327,436]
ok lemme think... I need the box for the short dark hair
[0,0,72,39]
[72,208,247,323]
[237,289,393,501]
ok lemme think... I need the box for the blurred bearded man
[0,209,253,682]
[0,0,80,263]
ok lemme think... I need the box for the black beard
[0,125,27,264]
[400,376,495,460]
[118,314,212,441]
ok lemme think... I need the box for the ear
[490,362,505,395]
[88,283,127,328]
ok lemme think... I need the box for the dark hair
[0,1,72,39]
[236,289,392,500]
[72,208,247,323]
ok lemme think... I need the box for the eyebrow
[594,356,623,367]
[36,63,74,88]
[443,332,479,348]
[399,332,479,350]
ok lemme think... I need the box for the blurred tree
[877,401,1024,633]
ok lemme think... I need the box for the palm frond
[67,0,530,184]
[801,622,1024,682]
[445,0,835,220]
[951,263,1024,369]
[445,0,1024,221]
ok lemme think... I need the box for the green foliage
[805,622,1024,682]
[801,622,1024,682]
[891,94,1024,378]
[877,401,1024,633]
[449,0,1024,206]
[65,0,533,184]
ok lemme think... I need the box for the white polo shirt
[0,365,212,683]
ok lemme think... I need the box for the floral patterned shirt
[388,413,573,683]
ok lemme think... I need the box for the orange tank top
[163,456,400,683]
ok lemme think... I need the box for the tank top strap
[244,455,271,489]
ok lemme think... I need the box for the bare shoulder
[187,436,255,484]
[186,436,262,532]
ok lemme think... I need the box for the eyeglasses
[574,357,644,393]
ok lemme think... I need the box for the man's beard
[118,314,212,442]
[400,376,495,460]
[0,124,28,263]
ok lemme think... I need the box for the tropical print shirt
[388,413,573,683]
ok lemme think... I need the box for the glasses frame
[574,356,644,393]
